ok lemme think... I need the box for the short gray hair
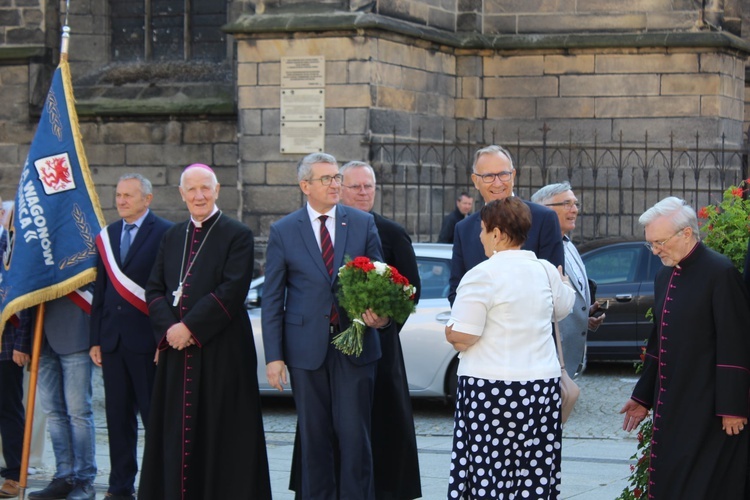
[297,153,337,182]
[340,161,376,184]
[639,196,700,240]
[472,145,515,173]
[118,173,153,196]
[531,182,572,205]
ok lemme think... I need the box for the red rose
[634,487,643,498]
[732,187,743,197]
[697,206,710,219]
[349,256,375,272]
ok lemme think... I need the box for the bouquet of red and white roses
[332,256,417,356]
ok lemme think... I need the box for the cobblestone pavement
[22,362,640,497]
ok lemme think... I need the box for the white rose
[373,261,388,275]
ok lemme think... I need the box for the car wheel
[445,356,459,401]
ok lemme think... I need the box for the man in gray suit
[29,294,96,500]
[532,182,605,377]
[262,152,386,499]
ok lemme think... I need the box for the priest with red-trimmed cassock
[138,163,271,500]
[621,196,750,499]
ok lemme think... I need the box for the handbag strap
[539,261,567,370]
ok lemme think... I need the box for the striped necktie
[319,216,338,326]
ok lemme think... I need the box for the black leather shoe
[28,478,75,500]
[66,483,95,500]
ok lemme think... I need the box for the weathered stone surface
[214,143,240,166]
[86,144,126,166]
[455,98,484,118]
[238,62,258,87]
[484,76,558,98]
[484,55,544,77]
[183,121,238,144]
[544,55,595,75]
[597,96,700,118]
[518,14,648,33]
[324,133,370,161]
[258,62,280,85]
[326,84,371,107]
[596,53,699,74]
[240,109,262,135]
[240,136,284,161]
[661,74,721,96]
[125,144,210,166]
[344,108,368,134]
[646,11,698,31]
[90,165,167,187]
[239,85,280,109]
[373,61,402,87]
[0,10,21,26]
[560,74,660,97]
[701,95,743,120]
[245,185,303,213]
[0,65,27,86]
[376,86,417,112]
[264,161,297,185]
[486,98,535,119]
[260,109,281,135]
[537,97,595,119]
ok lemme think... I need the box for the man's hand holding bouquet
[333,256,417,356]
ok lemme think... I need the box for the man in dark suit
[438,191,473,243]
[449,145,564,304]
[89,174,172,499]
[340,161,422,499]
[263,153,386,499]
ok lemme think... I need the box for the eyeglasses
[644,228,685,252]
[344,184,375,192]
[545,201,580,211]
[306,174,344,186]
[473,171,514,183]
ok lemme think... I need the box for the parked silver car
[247,243,458,397]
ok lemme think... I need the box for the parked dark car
[580,239,663,361]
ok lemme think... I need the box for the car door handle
[615,294,633,302]
[436,311,451,324]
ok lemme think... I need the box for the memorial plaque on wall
[280,121,325,154]
[281,56,325,88]
[281,89,325,122]
[280,56,325,154]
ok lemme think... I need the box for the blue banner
[0,59,105,329]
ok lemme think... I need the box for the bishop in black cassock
[622,197,750,500]
[138,164,271,500]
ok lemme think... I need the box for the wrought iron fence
[367,127,749,243]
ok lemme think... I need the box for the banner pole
[18,303,45,500]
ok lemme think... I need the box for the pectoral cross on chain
[172,284,183,306]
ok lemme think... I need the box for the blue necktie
[120,223,136,260]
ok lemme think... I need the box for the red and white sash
[67,288,93,315]
[95,228,148,315]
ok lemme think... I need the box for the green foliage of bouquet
[332,256,417,356]
[616,346,652,500]
[698,180,750,272]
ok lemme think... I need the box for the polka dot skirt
[447,376,562,499]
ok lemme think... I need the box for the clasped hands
[166,322,195,350]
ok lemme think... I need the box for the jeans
[38,343,96,484]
